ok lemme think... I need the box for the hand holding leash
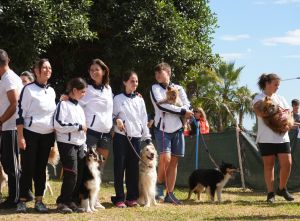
[185,110,194,119]
[18,136,26,150]
[116,118,125,131]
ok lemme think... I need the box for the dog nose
[150,153,154,157]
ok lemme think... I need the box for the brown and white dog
[0,162,8,200]
[45,145,60,196]
[138,143,158,207]
[256,96,294,134]
[157,86,182,107]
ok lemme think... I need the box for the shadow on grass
[183,199,300,207]
[209,215,300,220]
[0,207,59,215]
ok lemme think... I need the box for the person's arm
[17,124,26,150]
[253,100,266,117]
[54,102,87,133]
[0,89,19,124]
[16,87,31,150]
[178,85,194,119]
[140,99,151,142]
[150,85,187,115]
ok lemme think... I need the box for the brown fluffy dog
[157,86,182,106]
[45,145,59,196]
[256,96,294,134]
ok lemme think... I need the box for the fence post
[236,126,246,189]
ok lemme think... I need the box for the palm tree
[233,86,254,128]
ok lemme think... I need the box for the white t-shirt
[0,69,23,131]
[252,92,290,143]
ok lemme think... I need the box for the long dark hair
[122,70,137,91]
[89,58,110,87]
[32,58,50,77]
[257,73,280,91]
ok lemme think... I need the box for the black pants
[19,129,54,198]
[0,130,20,203]
[113,133,141,202]
[56,142,85,204]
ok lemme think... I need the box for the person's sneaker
[266,192,275,203]
[16,201,27,213]
[276,188,294,201]
[125,200,139,207]
[114,201,127,208]
[164,192,183,205]
[0,199,17,209]
[155,183,165,200]
[34,201,48,213]
[68,202,85,213]
[57,203,73,214]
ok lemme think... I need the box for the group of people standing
[0,48,193,213]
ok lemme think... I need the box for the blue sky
[210,0,300,130]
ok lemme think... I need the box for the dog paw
[96,203,105,209]
[144,204,150,207]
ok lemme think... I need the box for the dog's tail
[48,144,59,166]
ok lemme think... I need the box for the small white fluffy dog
[138,143,158,207]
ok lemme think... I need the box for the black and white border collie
[187,162,239,203]
[80,148,105,212]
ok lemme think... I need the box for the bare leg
[262,155,276,193]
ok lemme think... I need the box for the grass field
[1,180,300,221]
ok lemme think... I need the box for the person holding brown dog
[253,73,294,203]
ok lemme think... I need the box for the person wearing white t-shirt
[253,73,294,203]
[0,49,23,209]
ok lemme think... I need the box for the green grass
[1,181,300,220]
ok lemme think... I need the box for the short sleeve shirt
[252,92,290,143]
[0,69,23,130]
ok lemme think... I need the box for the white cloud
[220,34,251,41]
[283,54,300,58]
[263,29,300,46]
[220,53,247,61]
[274,0,300,4]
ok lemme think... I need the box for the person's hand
[116,119,125,131]
[185,110,194,119]
[60,94,69,101]
[82,125,88,133]
[18,137,26,150]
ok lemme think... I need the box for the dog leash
[121,123,152,169]
[191,116,220,170]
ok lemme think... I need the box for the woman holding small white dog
[111,70,151,208]
[253,73,294,203]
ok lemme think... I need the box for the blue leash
[191,116,219,170]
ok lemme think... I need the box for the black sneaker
[276,188,294,201]
[164,192,183,205]
[266,192,275,203]
[0,199,17,209]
